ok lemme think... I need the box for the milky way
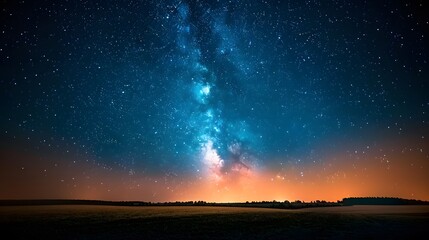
[0,0,428,201]
[161,1,261,180]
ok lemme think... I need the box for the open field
[1,205,429,239]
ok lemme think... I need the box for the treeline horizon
[342,197,429,206]
[1,197,428,208]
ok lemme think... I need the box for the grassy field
[1,205,428,239]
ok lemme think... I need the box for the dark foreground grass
[1,205,428,239]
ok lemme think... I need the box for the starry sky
[1,0,428,202]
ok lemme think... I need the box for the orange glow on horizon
[1,137,428,202]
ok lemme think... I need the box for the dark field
[1,205,429,239]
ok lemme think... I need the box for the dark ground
[1,205,428,239]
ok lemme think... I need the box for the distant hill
[342,197,429,206]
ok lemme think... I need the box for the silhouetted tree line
[0,199,153,206]
[0,199,341,209]
[1,197,427,208]
[154,200,342,209]
[342,197,429,206]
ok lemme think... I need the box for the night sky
[1,0,428,202]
